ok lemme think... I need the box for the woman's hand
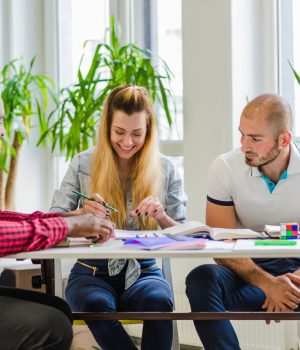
[130,196,179,229]
[81,193,111,218]
[130,196,166,221]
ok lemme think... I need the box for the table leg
[54,258,63,298]
[41,259,55,294]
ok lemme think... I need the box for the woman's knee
[80,293,117,312]
[138,290,173,311]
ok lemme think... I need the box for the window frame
[112,0,184,157]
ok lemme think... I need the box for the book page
[161,221,211,236]
[211,228,262,241]
[115,229,160,240]
[264,225,281,237]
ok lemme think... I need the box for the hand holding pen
[72,190,118,218]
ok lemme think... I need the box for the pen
[255,240,297,246]
[165,234,186,241]
[262,230,273,238]
[72,190,118,212]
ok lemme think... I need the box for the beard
[244,142,281,167]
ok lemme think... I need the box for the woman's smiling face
[110,110,147,161]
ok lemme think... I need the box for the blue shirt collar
[260,169,287,193]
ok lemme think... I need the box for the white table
[7,238,300,259]
[6,239,300,296]
[5,239,300,321]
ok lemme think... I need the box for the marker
[72,189,118,212]
[255,240,297,246]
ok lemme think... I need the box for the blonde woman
[50,85,186,350]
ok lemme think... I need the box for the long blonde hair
[90,85,163,229]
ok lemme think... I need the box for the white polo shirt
[207,142,300,232]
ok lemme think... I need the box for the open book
[263,225,281,238]
[116,221,264,241]
[160,221,263,240]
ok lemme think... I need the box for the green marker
[255,240,297,246]
[72,189,118,212]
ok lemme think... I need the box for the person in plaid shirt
[0,98,115,350]
[0,210,114,257]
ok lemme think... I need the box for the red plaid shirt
[0,211,68,257]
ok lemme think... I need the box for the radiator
[124,282,299,350]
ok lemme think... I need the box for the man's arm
[206,201,237,228]
[207,201,300,312]
[0,212,114,257]
[0,211,59,221]
[0,215,68,257]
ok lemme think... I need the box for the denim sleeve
[162,157,187,223]
[50,155,82,212]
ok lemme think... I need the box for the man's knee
[26,306,73,350]
[186,264,222,298]
[46,309,73,349]
[186,264,220,286]
[141,290,173,311]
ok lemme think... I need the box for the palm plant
[39,16,174,160]
[0,57,57,210]
[290,61,300,86]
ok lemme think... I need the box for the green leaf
[0,56,58,169]
[289,61,300,86]
[37,15,175,160]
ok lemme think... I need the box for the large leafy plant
[0,57,56,210]
[39,16,174,160]
[290,62,300,87]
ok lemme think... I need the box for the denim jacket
[50,148,187,227]
[50,149,186,287]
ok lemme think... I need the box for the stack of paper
[123,236,206,250]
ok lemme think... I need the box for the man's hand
[261,273,300,324]
[64,213,115,243]
[292,268,300,279]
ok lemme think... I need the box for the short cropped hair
[243,93,292,136]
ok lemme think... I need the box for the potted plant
[39,16,174,160]
[290,62,300,86]
[0,57,57,210]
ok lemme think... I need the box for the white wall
[231,0,278,148]
[182,0,233,223]
[183,0,278,223]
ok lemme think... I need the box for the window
[55,0,109,183]
[278,0,300,137]
[56,0,183,182]
[155,0,183,141]
[149,0,183,177]
[130,0,183,177]
[58,0,109,87]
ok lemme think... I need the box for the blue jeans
[186,264,270,350]
[66,262,173,350]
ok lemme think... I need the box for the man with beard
[186,93,300,350]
